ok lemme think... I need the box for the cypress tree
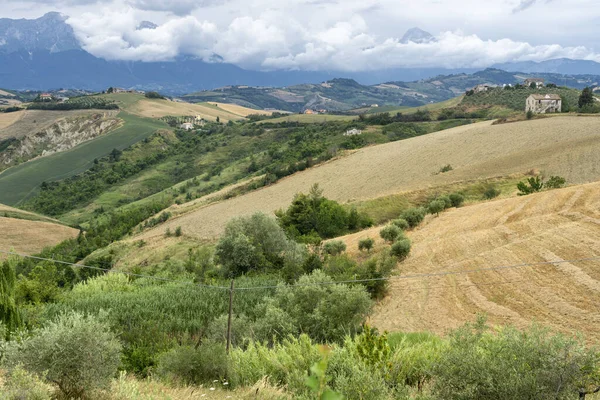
[0,257,22,338]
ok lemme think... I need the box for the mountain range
[1,13,600,94]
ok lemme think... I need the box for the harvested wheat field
[0,216,78,255]
[0,110,24,130]
[136,116,600,241]
[207,102,274,117]
[127,99,256,122]
[369,181,600,341]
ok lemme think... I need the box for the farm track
[368,181,600,341]
[136,116,600,241]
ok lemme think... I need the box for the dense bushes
[0,257,22,338]
[215,213,307,277]
[400,207,427,228]
[277,184,372,242]
[3,312,121,399]
[156,342,228,385]
[517,175,566,195]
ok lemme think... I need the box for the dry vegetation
[0,216,78,255]
[127,99,261,122]
[0,110,24,130]
[136,116,600,241]
[369,181,600,341]
[206,102,274,117]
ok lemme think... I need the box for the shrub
[483,185,501,200]
[1,257,22,338]
[526,110,534,119]
[427,199,446,216]
[439,164,453,173]
[1,365,53,400]
[517,176,544,195]
[389,333,445,391]
[390,239,411,260]
[156,342,228,385]
[438,195,452,209]
[358,238,375,253]
[391,218,409,230]
[545,175,566,189]
[3,312,122,399]
[380,225,402,244]
[174,226,183,237]
[448,193,465,207]
[215,212,306,277]
[323,240,347,256]
[400,207,426,228]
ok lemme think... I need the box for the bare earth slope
[136,116,600,241]
[371,181,600,341]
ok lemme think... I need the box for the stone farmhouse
[526,94,562,114]
[524,78,545,88]
[473,84,497,93]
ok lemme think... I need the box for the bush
[174,226,183,237]
[390,239,411,260]
[391,218,409,230]
[1,365,53,400]
[400,207,426,228]
[448,193,465,207]
[545,175,566,189]
[526,110,534,119]
[380,225,402,244]
[3,312,122,399]
[439,164,453,173]
[483,185,501,199]
[145,91,165,99]
[323,240,347,256]
[215,212,306,277]
[156,342,228,385]
[427,199,446,216]
[358,238,375,253]
[517,176,544,195]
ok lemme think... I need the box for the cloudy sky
[3,0,600,70]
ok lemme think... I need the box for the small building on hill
[524,78,545,88]
[304,109,315,114]
[344,128,362,136]
[473,84,496,93]
[39,93,53,101]
[180,122,194,130]
[526,94,562,114]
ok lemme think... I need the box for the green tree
[0,257,22,338]
[526,110,534,120]
[579,87,595,109]
[449,193,465,207]
[545,175,566,189]
[3,312,122,399]
[390,239,411,260]
[380,225,402,244]
[400,207,426,228]
[517,176,544,195]
[323,240,347,256]
[358,238,375,253]
[427,199,446,216]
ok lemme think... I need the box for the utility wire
[3,249,600,292]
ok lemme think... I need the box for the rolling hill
[133,115,600,242]
[369,181,600,341]
[0,203,78,255]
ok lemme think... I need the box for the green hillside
[0,112,166,206]
[461,86,581,111]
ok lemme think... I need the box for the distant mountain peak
[137,21,158,30]
[401,27,436,44]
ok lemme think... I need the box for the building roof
[529,94,561,100]
[524,78,545,82]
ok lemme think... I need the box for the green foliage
[215,212,306,277]
[427,199,446,215]
[400,207,426,228]
[439,164,453,173]
[390,334,445,391]
[526,110,534,119]
[380,225,402,244]
[323,240,347,256]
[174,226,183,237]
[3,312,122,399]
[355,325,390,368]
[390,239,411,260]
[391,218,409,230]
[156,342,228,385]
[1,365,53,400]
[358,237,375,253]
[482,185,501,199]
[517,176,544,195]
[145,91,165,99]
[448,192,464,207]
[306,346,343,400]
[0,257,22,339]
[461,86,580,111]
[277,184,372,241]
[546,175,567,189]
[433,317,600,400]
[27,95,119,110]
[579,87,595,109]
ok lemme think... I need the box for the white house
[524,78,545,88]
[344,128,362,136]
[180,122,194,130]
[526,94,562,114]
[472,84,497,93]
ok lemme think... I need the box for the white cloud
[5,0,600,70]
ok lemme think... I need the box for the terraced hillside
[370,181,600,341]
[135,116,600,241]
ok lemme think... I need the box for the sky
[3,0,600,71]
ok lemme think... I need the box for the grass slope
[370,181,600,341]
[0,112,166,206]
[135,116,600,241]
[461,87,580,110]
[258,114,358,124]
[368,96,464,115]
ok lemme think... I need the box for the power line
[0,249,230,290]
[3,249,600,292]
